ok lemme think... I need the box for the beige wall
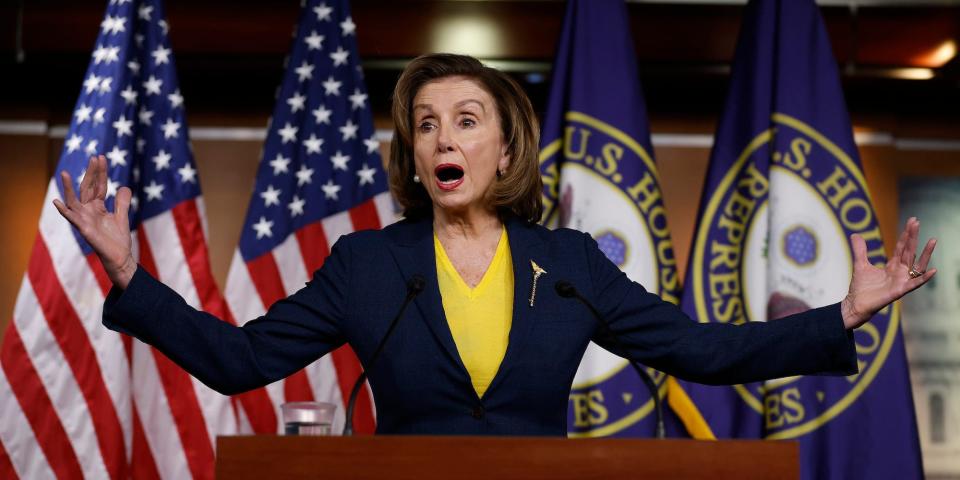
[1,119,958,344]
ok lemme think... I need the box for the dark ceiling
[2,1,958,122]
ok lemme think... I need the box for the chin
[434,195,478,215]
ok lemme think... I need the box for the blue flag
[670,0,924,478]
[539,0,684,438]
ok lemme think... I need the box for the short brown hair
[388,53,542,222]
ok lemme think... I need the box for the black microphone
[343,274,425,436]
[555,280,666,439]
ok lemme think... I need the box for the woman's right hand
[53,155,137,289]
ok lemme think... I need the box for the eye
[460,117,476,128]
[417,121,436,133]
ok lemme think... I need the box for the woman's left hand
[841,217,937,330]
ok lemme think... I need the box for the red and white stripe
[226,191,396,435]
[0,179,245,479]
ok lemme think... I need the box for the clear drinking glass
[280,401,337,436]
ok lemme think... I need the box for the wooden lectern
[216,435,798,479]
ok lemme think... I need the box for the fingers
[891,219,909,265]
[52,198,77,224]
[915,237,937,272]
[850,233,869,267]
[908,267,938,294]
[899,217,919,267]
[115,187,132,229]
[93,155,108,201]
[78,156,97,203]
[60,170,80,209]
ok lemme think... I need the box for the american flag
[0,0,274,478]
[224,0,394,435]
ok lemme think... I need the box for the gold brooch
[529,260,547,307]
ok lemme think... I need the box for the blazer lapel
[482,216,546,399]
[384,218,471,378]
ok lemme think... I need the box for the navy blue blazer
[103,215,856,436]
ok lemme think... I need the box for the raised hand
[841,217,937,329]
[52,155,137,289]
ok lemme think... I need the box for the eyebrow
[413,99,486,115]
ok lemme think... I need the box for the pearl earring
[413,174,421,183]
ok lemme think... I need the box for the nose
[436,125,456,153]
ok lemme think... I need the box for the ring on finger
[909,266,925,279]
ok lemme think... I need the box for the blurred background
[1,0,958,475]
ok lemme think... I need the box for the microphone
[555,280,666,439]
[343,274,426,436]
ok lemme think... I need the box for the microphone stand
[555,281,666,439]
[342,275,425,436]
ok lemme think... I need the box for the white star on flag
[144,75,163,95]
[101,15,126,35]
[304,31,324,50]
[113,115,134,137]
[269,154,291,174]
[314,3,333,21]
[98,77,113,94]
[348,88,367,110]
[260,185,282,207]
[93,45,109,64]
[278,123,299,144]
[364,135,379,154]
[120,86,138,105]
[84,74,102,94]
[357,163,377,185]
[178,163,198,183]
[295,164,314,186]
[288,195,306,216]
[127,59,140,74]
[330,150,350,170]
[93,45,120,64]
[93,108,107,124]
[75,104,92,124]
[295,61,315,82]
[321,179,341,200]
[152,45,172,65]
[66,134,83,153]
[168,89,184,108]
[162,118,181,139]
[139,107,154,125]
[303,134,324,154]
[85,139,99,155]
[287,92,307,112]
[330,47,350,66]
[106,145,128,166]
[340,16,356,36]
[106,178,120,199]
[144,180,165,200]
[312,104,332,124]
[138,4,153,20]
[322,76,342,96]
[252,216,274,239]
[153,150,172,170]
[339,120,358,141]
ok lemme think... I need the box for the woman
[53,54,937,435]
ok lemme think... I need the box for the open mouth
[434,163,465,190]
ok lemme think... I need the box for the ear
[498,145,511,173]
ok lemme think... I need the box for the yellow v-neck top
[434,229,514,397]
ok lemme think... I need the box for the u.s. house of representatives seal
[689,113,899,438]
[540,111,680,437]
